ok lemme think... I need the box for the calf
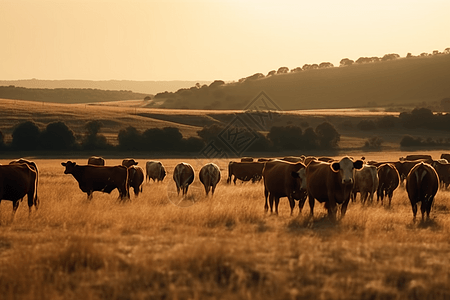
[351,164,378,204]
[406,162,439,222]
[128,166,144,197]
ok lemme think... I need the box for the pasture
[1,155,450,300]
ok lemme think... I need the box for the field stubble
[1,158,450,300]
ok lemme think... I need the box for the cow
[303,156,317,166]
[257,158,274,162]
[306,157,364,220]
[400,154,433,161]
[351,164,379,204]
[122,158,138,168]
[128,166,144,197]
[280,156,305,163]
[440,153,450,162]
[263,160,307,216]
[87,156,105,166]
[0,163,38,220]
[431,160,450,189]
[227,161,264,184]
[199,163,221,196]
[240,157,254,162]
[376,163,400,206]
[405,162,439,222]
[146,161,166,182]
[61,161,129,200]
[9,158,40,209]
[173,163,195,196]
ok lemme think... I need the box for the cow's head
[331,157,364,185]
[122,159,138,168]
[61,161,76,174]
[291,164,308,199]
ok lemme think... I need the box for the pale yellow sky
[1,0,449,81]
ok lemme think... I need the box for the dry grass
[1,156,450,300]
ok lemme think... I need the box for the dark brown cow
[199,163,221,196]
[257,158,274,162]
[240,157,254,162]
[128,166,144,197]
[406,162,439,222]
[61,161,129,200]
[351,164,378,204]
[173,163,195,196]
[87,156,105,166]
[432,160,450,189]
[146,161,166,182]
[306,157,364,220]
[280,156,305,163]
[227,161,264,184]
[303,156,317,166]
[0,163,38,219]
[401,154,433,161]
[9,158,40,209]
[377,163,400,206]
[440,153,450,162]
[263,160,307,216]
[122,158,138,168]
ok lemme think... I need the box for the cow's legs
[308,195,315,218]
[411,202,418,222]
[268,194,274,214]
[274,197,280,215]
[288,196,295,216]
[264,188,269,213]
[341,200,350,218]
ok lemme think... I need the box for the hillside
[152,54,450,110]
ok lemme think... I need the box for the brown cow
[377,163,400,206]
[0,163,38,220]
[432,160,450,189]
[122,158,138,168]
[394,159,433,185]
[199,163,221,196]
[351,164,379,204]
[400,154,433,161]
[306,157,364,220]
[440,153,450,162]
[240,157,254,162]
[406,162,439,222]
[280,156,305,163]
[128,166,144,197]
[9,158,40,209]
[173,163,195,196]
[146,161,166,182]
[61,161,129,200]
[227,161,264,184]
[263,160,307,216]
[87,156,105,166]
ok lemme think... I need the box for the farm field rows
[1,156,450,299]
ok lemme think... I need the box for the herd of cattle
[1,153,449,222]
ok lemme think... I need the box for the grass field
[1,155,450,300]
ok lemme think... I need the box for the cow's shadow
[286,214,341,235]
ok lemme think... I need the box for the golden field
[1,154,450,300]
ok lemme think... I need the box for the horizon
[1,0,449,82]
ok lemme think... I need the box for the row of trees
[0,120,342,153]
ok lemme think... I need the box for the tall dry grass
[1,157,450,300]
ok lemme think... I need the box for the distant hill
[151,54,450,110]
[0,79,212,95]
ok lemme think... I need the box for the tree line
[0,120,342,153]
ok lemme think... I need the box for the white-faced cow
[263,160,307,216]
[376,163,400,206]
[122,158,138,168]
[146,161,166,182]
[227,161,264,184]
[128,166,144,197]
[173,163,195,196]
[61,161,129,201]
[199,163,221,196]
[0,163,38,221]
[406,162,439,222]
[87,156,105,166]
[351,164,379,204]
[306,157,364,220]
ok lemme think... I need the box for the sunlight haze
[1,0,449,81]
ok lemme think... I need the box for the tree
[315,122,340,149]
[291,67,302,73]
[381,53,400,61]
[267,70,276,77]
[267,126,303,150]
[319,62,334,68]
[117,126,142,151]
[11,121,40,151]
[40,121,76,151]
[277,67,289,74]
[82,120,110,150]
[340,58,354,67]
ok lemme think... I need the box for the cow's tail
[33,168,39,210]
[227,161,232,184]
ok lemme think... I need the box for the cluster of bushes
[0,120,342,154]
[400,135,450,149]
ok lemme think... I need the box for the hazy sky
[1,0,449,81]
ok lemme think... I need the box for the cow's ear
[354,160,364,170]
[291,171,300,178]
[61,162,66,166]
[331,162,340,172]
